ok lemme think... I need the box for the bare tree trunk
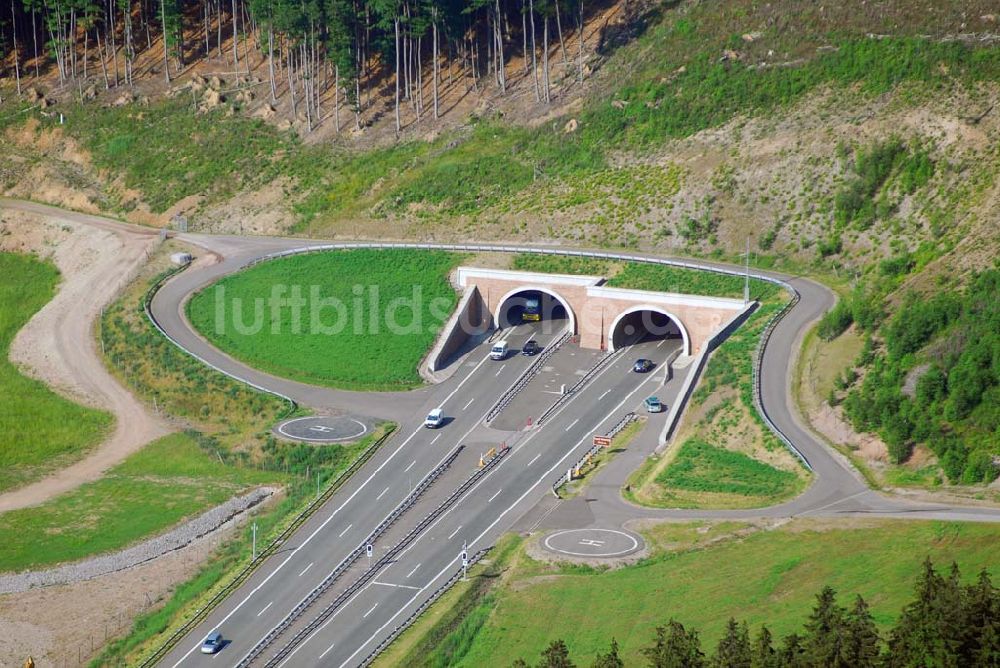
[286,41,297,118]
[494,0,505,92]
[528,0,539,101]
[203,0,210,56]
[334,64,340,131]
[577,0,584,82]
[415,35,422,119]
[231,0,238,67]
[10,0,21,95]
[394,16,401,133]
[267,24,276,102]
[160,0,170,82]
[554,0,568,65]
[96,28,110,89]
[432,18,438,119]
[521,0,528,74]
[542,14,550,102]
[31,8,39,79]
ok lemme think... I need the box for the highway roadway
[2,199,997,668]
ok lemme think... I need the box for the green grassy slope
[0,252,113,492]
[0,432,287,572]
[454,521,1000,667]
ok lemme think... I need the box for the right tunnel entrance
[609,308,689,355]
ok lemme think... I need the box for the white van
[424,408,445,429]
[490,340,509,360]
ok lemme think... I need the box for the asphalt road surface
[3,200,996,668]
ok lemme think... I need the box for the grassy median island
[384,520,1000,667]
[187,249,464,391]
[0,252,112,493]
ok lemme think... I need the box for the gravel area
[0,488,275,594]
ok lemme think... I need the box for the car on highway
[490,340,509,360]
[200,631,224,654]
[644,396,664,413]
[521,339,540,356]
[424,408,445,428]
[632,358,654,373]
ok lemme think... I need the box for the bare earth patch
[0,205,170,512]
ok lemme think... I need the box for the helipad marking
[543,529,640,558]
[276,417,368,443]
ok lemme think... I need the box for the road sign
[366,544,373,557]
[593,434,612,447]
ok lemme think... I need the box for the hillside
[1,0,998,488]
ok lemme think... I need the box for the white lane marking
[176,344,501,667]
[376,486,390,501]
[488,489,502,502]
[446,526,462,540]
[373,581,421,591]
[431,433,441,444]
[528,453,541,466]
[404,460,416,473]
[257,601,273,617]
[495,365,505,376]
[657,339,666,347]
[565,418,579,431]
[298,562,313,577]
[462,397,475,410]
[167,381,451,668]
[598,389,612,400]
[319,642,336,659]
[406,564,421,578]
[363,603,379,618]
[337,360,664,668]
[338,524,353,538]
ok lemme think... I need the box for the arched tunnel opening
[611,310,683,350]
[497,290,570,332]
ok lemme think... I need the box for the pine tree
[591,638,624,668]
[539,639,575,668]
[750,626,779,668]
[840,595,880,667]
[885,558,965,667]
[802,585,848,667]
[777,633,806,668]
[712,618,751,668]
[642,620,705,668]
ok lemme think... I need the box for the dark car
[632,359,654,373]
[522,340,541,356]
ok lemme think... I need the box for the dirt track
[0,199,170,512]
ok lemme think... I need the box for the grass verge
[186,249,464,391]
[0,252,112,493]
[0,431,288,573]
[400,520,1000,667]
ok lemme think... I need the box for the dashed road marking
[338,524,352,538]
[406,563,421,578]
[565,418,579,431]
[488,489,502,502]
[363,603,379,619]
[431,433,441,443]
[376,486,390,501]
[319,643,336,660]
[463,397,475,410]
[257,601,273,617]
[447,525,462,540]
[404,460,416,473]
[298,562,313,577]
[528,453,541,466]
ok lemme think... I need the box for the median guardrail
[260,446,510,667]
[137,426,395,668]
[484,330,570,423]
[235,445,464,668]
